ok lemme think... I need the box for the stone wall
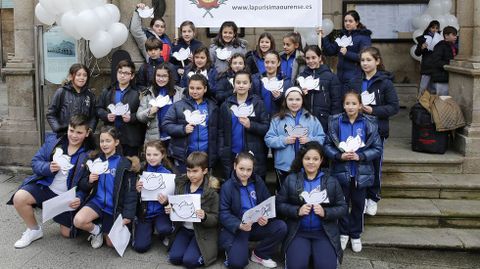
[0,9,14,68]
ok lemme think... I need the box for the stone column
[445,0,480,173]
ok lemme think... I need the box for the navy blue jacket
[218,94,269,177]
[215,70,262,106]
[276,171,347,262]
[324,113,382,188]
[136,57,179,89]
[414,34,436,75]
[245,50,264,75]
[162,96,219,168]
[180,65,218,99]
[298,65,343,131]
[79,154,137,220]
[96,84,146,147]
[429,40,457,83]
[346,71,400,138]
[219,174,271,249]
[322,29,372,84]
[170,39,204,72]
[253,72,287,116]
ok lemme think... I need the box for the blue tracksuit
[253,73,289,117]
[90,154,122,215]
[187,100,209,155]
[180,65,218,99]
[214,70,261,105]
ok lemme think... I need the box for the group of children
[10,8,401,269]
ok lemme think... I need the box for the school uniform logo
[85,96,90,108]
[250,190,257,201]
[190,0,228,18]
[109,168,116,177]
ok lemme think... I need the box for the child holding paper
[323,91,382,252]
[245,32,276,76]
[165,151,220,268]
[277,141,347,269]
[265,87,325,190]
[73,126,138,249]
[280,32,305,88]
[9,115,95,248]
[209,21,248,73]
[96,60,145,157]
[180,46,218,99]
[162,74,219,173]
[219,152,286,269]
[132,140,175,253]
[218,70,269,179]
[170,20,204,78]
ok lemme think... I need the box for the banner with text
[175,0,322,28]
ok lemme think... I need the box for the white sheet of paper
[338,135,365,153]
[361,91,376,105]
[242,196,276,224]
[285,124,309,138]
[168,194,201,222]
[140,172,176,201]
[301,188,330,204]
[108,214,131,257]
[42,187,76,223]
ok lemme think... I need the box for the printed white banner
[175,0,322,28]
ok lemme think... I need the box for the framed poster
[43,26,78,84]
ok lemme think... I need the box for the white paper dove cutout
[230,103,256,118]
[168,194,201,222]
[172,47,191,62]
[261,77,284,92]
[107,103,130,116]
[149,95,172,108]
[425,33,443,51]
[86,158,109,175]
[138,6,154,18]
[215,47,232,60]
[140,172,175,201]
[52,148,74,174]
[301,186,330,204]
[228,78,234,87]
[285,124,308,137]
[338,134,365,152]
[361,91,376,105]
[297,76,320,91]
[187,69,209,79]
[184,109,207,126]
[335,35,353,47]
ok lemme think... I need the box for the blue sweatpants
[367,137,385,202]
[169,227,204,268]
[340,180,366,239]
[226,219,287,269]
[133,214,173,253]
[285,230,337,269]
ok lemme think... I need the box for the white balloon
[39,0,57,14]
[412,29,424,44]
[105,4,121,23]
[440,0,453,13]
[410,45,421,61]
[412,16,423,29]
[89,30,113,58]
[94,6,113,30]
[108,22,129,48]
[72,0,91,12]
[427,0,444,17]
[418,14,433,31]
[444,14,458,27]
[434,15,448,30]
[35,3,56,25]
[76,9,100,40]
[57,0,74,14]
[322,19,334,36]
[61,11,82,40]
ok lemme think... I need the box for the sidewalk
[1,172,479,269]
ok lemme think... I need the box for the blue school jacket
[215,70,261,105]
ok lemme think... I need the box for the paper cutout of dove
[301,188,330,204]
[86,158,109,175]
[215,48,232,60]
[52,148,74,174]
[228,78,234,87]
[187,69,209,80]
[425,33,443,51]
[297,76,320,91]
[361,91,376,105]
[285,124,308,138]
[138,6,154,18]
[184,109,207,126]
[261,77,284,92]
[338,134,365,152]
[172,47,191,62]
[230,103,256,118]
[149,95,172,108]
[335,35,353,47]
[107,103,130,116]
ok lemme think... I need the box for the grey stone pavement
[1,173,479,269]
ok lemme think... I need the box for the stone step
[0,129,40,146]
[0,145,38,166]
[382,173,480,199]
[395,83,418,108]
[365,198,480,228]
[362,226,480,250]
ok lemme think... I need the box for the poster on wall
[43,26,78,84]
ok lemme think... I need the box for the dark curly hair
[290,141,325,173]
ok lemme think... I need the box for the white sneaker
[14,227,43,248]
[340,235,349,250]
[162,237,169,247]
[365,199,378,216]
[250,251,277,268]
[351,238,362,252]
[88,232,103,249]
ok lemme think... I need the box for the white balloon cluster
[410,0,459,61]
[295,19,334,48]
[34,0,129,58]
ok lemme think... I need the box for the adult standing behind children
[428,26,458,96]
[47,64,97,136]
[321,10,372,92]
[209,21,248,74]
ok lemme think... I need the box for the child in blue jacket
[298,45,342,132]
[73,126,138,249]
[180,46,218,99]
[209,21,248,73]
[265,87,325,190]
[245,32,276,76]
[280,32,305,88]
[9,115,95,248]
[170,20,204,80]
[162,74,219,173]
[219,152,287,269]
[323,91,382,253]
